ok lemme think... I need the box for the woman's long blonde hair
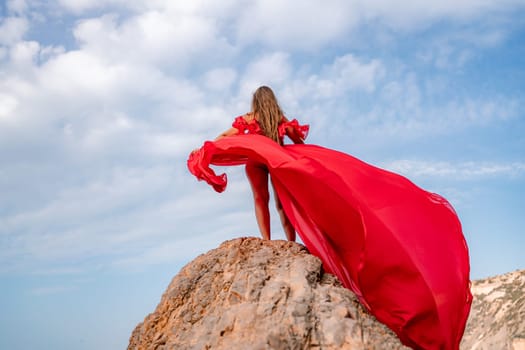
[251,86,283,144]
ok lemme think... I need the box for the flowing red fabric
[187,122,472,349]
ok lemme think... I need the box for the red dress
[187,116,472,350]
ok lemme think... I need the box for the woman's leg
[272,184,296,242]
[245,162,271,240]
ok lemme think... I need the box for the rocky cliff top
[128,237,408,350]
[128,237,525,350]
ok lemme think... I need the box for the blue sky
[1,0,524,349]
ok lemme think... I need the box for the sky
[0,0,524,349]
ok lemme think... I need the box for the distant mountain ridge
[461,269,525,350]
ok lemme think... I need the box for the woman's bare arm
[281,116,305,144]
[215,127,238,141]
[191,126,238,154]
[286,128,305,144]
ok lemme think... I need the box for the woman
[188,86,472,350]
[212,86,307,242]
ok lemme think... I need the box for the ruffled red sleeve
[231,116,246,132]
[278,118,309,141]
[232,116,263,135]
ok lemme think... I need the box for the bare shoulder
[242,112,255,122]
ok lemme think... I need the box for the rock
[461,269,525,350]
[128,237,409,350]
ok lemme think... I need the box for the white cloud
[383,160,525,180]
[14,0,525,53]
[304,54,385,98]
[142,132,204,157]
[72,11,233,70]
[110,229,240,270]
[0,156,257,273]
[4,166,173,230]
[1,166,184,268]
[30,285,76,296]
[38,49,118,97]
[248,53,386,117]
[202,67,237,92]
[236,0,357,49]
[0,30,214,159]
[416,25,510,70]
[232,0,525,50]
[348,72,522,141]
[0,17,28,45]
[8,40,39,70]
[357,0,525,29]
[56,0,138,14]
[0,93,18,120]
[6,0,29,15]
[258,53,386,136]
[239,52,292,96]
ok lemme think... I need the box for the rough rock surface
[128,237,409,350]
[461,269,525,350]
